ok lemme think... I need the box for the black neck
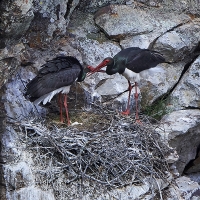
[77,69,86,82]
[106,65,117,75]
[106,63,125,75]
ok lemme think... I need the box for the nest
[14,103,172,199]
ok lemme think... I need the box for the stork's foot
[121,109,130,115]
[60,114,64,123]
[67,120,71,126]
[59,118,70,125]
[135,118,142,124]
[134,93,139,99]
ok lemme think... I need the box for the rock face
[185,151,200,174]
[170,56,200,110]
[139,62,184,104]
[2,67,46,121]
[0,43,26,90]
[31,0,80,36]
[0,0,34,48]
[94,4,190,41]
[0,0,200,199]
[165,176,200,200]
[153,20,200,62]
[157,110,200,175]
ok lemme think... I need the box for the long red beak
[87,61,107,76]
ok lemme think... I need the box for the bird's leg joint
[134,92,139,99]
[63,96,67,108]
[128,84,132,91]
[128,80,132,91]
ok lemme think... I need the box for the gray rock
[162,0,200,14]
[76,37,121,67]
[8,186,55,200]
[94,4,190,40]
[136,0,200,14]
[4,159,55,199]
[0,58,20,88]
[77,0,127,12]
[2,67,46,121]
[165,176,200,200]
[188,172,200,184]
[157,109,200,175]
[68,11,99,38]
[0,43,25,60]
[185,150,200,174]
[0,0,34,46]
[32,0,80,36]
[140,62,185,104]
[94,5,154,39]
[0,43,25,87]
[81,175,172,200]
[153,20,200,62]
[120,33,155,49]
[170,56,200,110]
[72,0,200,14]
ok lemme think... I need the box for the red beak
[87,61,107,76]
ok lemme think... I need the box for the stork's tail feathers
[25,77,51,103]
[152,51,172,64]
[151,51,165,62]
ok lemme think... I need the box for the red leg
[134,82,141,124]
[59,93,64,123]
[63,94,70,125]
[121,80,132,115]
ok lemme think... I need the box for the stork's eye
[104,59,111,64]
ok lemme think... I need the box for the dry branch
[13,104,173,199]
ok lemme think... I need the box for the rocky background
[0,0,200,199]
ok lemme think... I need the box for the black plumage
[26,56,85,101]
[25,56,86,124]
[110,47,165,74]
[88,47,166,123]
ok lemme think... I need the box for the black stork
[87,47,166,122]
[25,56,88,125]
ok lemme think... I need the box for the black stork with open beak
[25,56,88,125]
[87,47,166,122]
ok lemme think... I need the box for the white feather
[122,68,140,82]
[122,67,165,83]
[33,86,71,105]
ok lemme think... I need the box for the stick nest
[14,103,172,199]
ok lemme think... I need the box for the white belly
[122,67,165,83]
[33,85,71,105]
[122,68,141,83]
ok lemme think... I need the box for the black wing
[25,56,82,100]
[116,47,165,73]
[37,56,82,76]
